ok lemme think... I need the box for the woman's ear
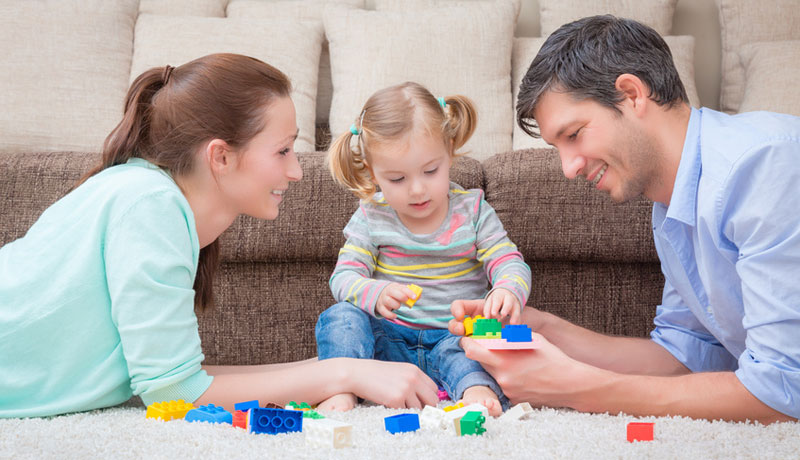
[204,138,233,175]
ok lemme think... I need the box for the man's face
[533,89,662,203]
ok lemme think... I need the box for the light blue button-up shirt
[650,108,800,419]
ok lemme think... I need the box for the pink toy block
[473,338,541,350]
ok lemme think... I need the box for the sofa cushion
[218,152,485,263]
[324,1,517,161]
[374,0,521,19]
[717,0,800,113]
[738,41,800,117]
[0,0,138,155]
[511,36,701,150]
[226,0,366,128]
[539,0,678,37]
[139,0,227,16]
[483,149,658,263]
[130,14,324,153]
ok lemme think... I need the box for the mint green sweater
[0,158,213,418]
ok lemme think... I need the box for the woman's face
[224,96,303,220]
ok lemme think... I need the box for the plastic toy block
[420,405,448,430]
[264,402,283,409]
[405,284,423,307]
[459,411,486,436]
[247,408,303,435]
[234,400,260,412]
[286,401,313,411]
[437,388,449,401]
[499,402,534,422]
[472,332,501,339]
[145,400,195,421]
[184,404,233,424]
[442,402,464,412]
[501,324,533,342]
[384,413,420,434]
[473,318,502,336]
[444,403,489,434]
[303,410,325,419]
[627,422,654,442]
[473,338,541,350]
[305,418,353,449]
[232,410,247,429]
[462,315,484,336]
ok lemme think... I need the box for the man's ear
[205,138,233,175]
[615,73,648,116]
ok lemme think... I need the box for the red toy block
[232,410,247,429]
[627,422,654,442]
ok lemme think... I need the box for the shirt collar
[664,107,703,226]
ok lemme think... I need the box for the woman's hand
[346,359,439,409]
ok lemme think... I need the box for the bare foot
[459,386,502,416]
[316,393,357,412]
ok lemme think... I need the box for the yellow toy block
[405,284,423,307]
[442,402,464,412]
[462,315,484,336]
[145,400,195,421]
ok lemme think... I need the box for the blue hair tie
[350,124,360,136]
[437,97,446,108]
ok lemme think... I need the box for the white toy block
[304,418,353,449]
[420,405,448,430]
[499,402,534,421]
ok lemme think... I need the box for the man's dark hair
[516,15,689,138]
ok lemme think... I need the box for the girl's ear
[205,138,233,175]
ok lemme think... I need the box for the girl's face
[368,130,452,234]
[226,96,303,220]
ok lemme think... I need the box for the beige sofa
[1,0,798,367]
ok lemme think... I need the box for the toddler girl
[316,82,531,415]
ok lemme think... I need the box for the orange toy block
[627,422,654,442]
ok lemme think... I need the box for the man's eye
[568,128,581,141]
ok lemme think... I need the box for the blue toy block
[501,324,533,342]
[247,408,303,435]
[384,413,420,434]
[234,400,260,412]
[184,404,233,424]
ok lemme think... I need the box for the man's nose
[559,147,585,180]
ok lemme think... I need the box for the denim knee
[315,301,375,360]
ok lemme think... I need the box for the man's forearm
[572,368,794,424]
[528,308,688,375]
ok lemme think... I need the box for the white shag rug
[2,398,798,460]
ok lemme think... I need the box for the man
[450,15,799,424]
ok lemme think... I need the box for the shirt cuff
[650,326,738,372]
[735,350,800,419]
[139,370,214,407]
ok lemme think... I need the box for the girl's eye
[278,147,290,156]
[389,177,404,183]
[424,167,438,175]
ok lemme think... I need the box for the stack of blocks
[464,317,539,350]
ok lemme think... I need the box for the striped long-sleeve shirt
[330,182,531,329]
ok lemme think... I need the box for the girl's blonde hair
[327,81,477,201]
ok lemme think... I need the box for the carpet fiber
[2,399,798,459]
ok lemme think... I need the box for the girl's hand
[375,283,417,319]
[483,288,521,324]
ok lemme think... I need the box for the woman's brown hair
[80,53,292,310]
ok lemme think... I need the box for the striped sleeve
[473,192,532,307]
[329,204,391,317]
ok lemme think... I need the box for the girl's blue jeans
[315,301,508,409]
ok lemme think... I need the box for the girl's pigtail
[327,129,376,201]
[442,95,478,155]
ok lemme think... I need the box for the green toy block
[473,318,501,336]
[460,411,486,436]
[303,410,325,419]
